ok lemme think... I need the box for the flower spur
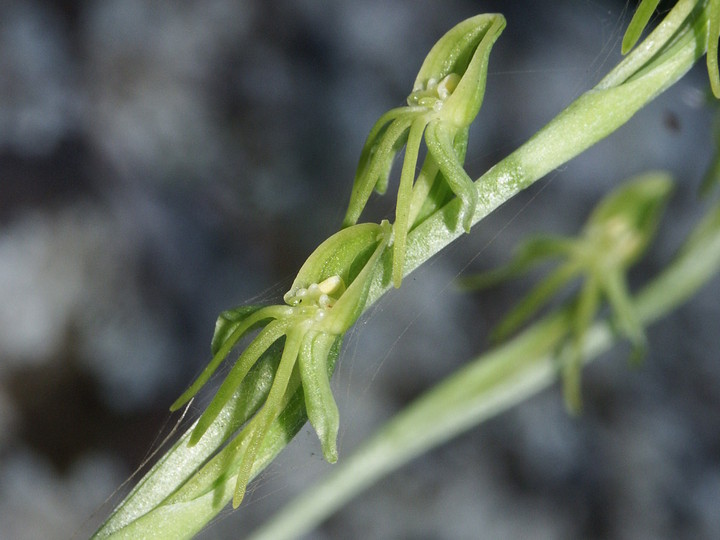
[170,221,391,507]
[460,173,673,412]
[342,14,505,287]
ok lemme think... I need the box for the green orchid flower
[170,220,391,507]
[460,173,673,412]
[342,14,505,288]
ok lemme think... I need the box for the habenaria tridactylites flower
[343,14,505,287]
[461,173,673,412]
[171,220,391,507]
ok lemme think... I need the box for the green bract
[461,173,673,412]
[621,0,720,98]
[170,220,391,507]
[621,0,662,55]
[342,14,505,287]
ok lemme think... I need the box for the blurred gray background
[0,1,718,538]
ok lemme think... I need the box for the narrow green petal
[171,306,288,411]
[393,118,427,288]
[343,113,414,227]
[189,319,291,445]
[363,109,416,198]
[364,107,411,152]
[518,236,577,260]
[210,306,265,356]
[233,326,305,507]
[367,113,414,187]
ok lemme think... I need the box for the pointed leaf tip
[621,0,661,54]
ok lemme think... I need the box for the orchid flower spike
[171,221,391,507]
[343,14,505,287]
[621,0,720,98]
[460,173,673,413]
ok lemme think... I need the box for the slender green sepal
[439,14,506,128]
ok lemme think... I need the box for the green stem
[248,201,720,540]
